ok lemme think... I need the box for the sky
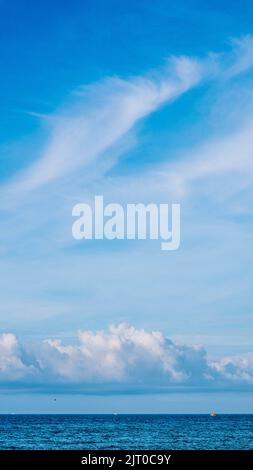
[0,0,253,413]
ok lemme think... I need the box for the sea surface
[0,414,252,450]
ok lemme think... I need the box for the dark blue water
[0,414,252,450]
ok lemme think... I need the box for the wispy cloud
[5,56,202,194]
[224,35,253,79]
[4,36,253,196]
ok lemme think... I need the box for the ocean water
[0,414,252,450]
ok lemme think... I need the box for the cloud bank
[1,324,252,391]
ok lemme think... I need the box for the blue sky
[1,0,253,413]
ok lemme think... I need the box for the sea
[0,414,252,450]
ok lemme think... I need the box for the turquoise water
[0,414,252,450]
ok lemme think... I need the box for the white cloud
[0,333,33,381]
[5,56,202,194]
[40,324,188,384]
[212,353,253,384]
[0,325,253,390]
[162,118,253,199]
[4,35,253,196]
[100,104,253,204]
[224,36,253,79]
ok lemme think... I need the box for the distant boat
[210,412,217,417]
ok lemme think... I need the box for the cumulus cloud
[0,333,34,381]
[212,353,253,384]
[0,324,252,390]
